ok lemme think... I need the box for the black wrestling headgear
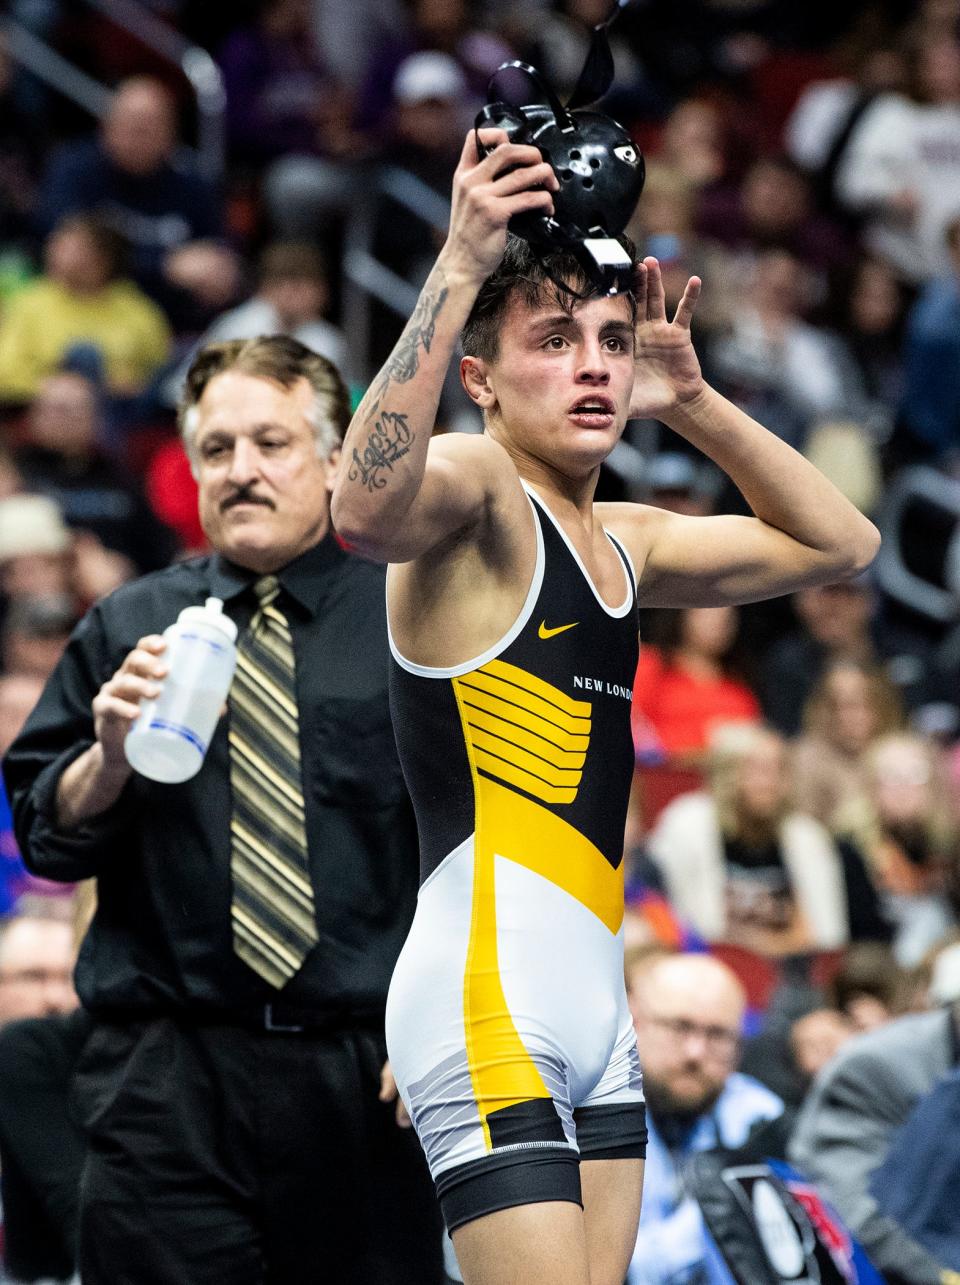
[474,0,645,297]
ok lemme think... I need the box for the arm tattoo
[367,273,449,414]
[347,268,447,491]
[347,410,415,492]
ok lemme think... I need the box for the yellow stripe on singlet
[477,774,624,934]
[462,704,588,769]
[481,658,592,719]
[453,677,550,1149]
[459,667,591,734]
[454,661,592,805]
[452,662,622,1149]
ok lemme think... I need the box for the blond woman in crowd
[648,722,849,956]
[791,657,903,829]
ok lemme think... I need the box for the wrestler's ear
[460,355,497,411]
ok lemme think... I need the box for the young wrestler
[331,130,879,1285]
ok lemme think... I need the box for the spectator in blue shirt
[900,214,960,462]
[626,952,783,1284]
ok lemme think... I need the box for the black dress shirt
[4,534,419,1024]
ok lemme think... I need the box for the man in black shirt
[3,336,443,1284]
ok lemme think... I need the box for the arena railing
[877,465,960,624]
[341,165,447,389]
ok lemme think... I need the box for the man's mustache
[221,486,275,512]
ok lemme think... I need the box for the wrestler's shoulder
[429,429,514,472]
[594,499,672,534]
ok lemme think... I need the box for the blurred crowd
[2,0,960,1281]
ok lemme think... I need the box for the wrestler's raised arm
[331,130,558,563]
[601,258,881,606]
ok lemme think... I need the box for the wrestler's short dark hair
[179,335,349,464]
[461,233,638,364]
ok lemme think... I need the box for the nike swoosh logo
[538,620,579,640]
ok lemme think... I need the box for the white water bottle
[124,597,238,784]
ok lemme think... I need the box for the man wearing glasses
[625,952,783,1284]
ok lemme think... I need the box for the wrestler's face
[465,289,635,478]
[192,371,340,573]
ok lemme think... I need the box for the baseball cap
[393,52,467,106]
[0,494,71,561]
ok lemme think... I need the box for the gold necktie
[229,575,317,987]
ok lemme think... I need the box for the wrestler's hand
[379,1060,412,1129]
[92,635,169,773]
[438,128,558,287]
[629,257,705,421]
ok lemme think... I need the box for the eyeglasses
[643,1014,741,1058]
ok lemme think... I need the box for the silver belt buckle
[264,1003,304,1033]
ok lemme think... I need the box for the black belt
[91,1004,384,1036]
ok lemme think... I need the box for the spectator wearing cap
[15,371,178,573]
[163,241,346,406]
[790,939,960,1284]
[0,492,134,619]
[371,52,471,283]
[0,495,73,604]
[35,77,239,326]
[0,215,170,404]
[353,0,512,134]
[392,49,471,153]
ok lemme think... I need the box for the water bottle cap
[175,596,238,643]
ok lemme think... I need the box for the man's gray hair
[178,335,349,473]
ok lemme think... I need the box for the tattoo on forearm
[368,273,449,413]
[347,411,415,491]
